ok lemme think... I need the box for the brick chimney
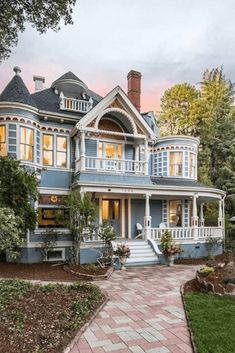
[127,70,142,112]
[33,75,45,91]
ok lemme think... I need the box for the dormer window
[169,151,183,177]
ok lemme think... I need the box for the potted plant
[113,243,131,269]
[160,230,182,266]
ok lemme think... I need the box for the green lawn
[185,293,235,353]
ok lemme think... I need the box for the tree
[0,156,38,231]
[158,83,201,136]
[0,0,76,61]
[65,191,97,265]
[0,207,23,261]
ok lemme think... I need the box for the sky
[1,0,235,112]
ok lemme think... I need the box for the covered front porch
[79,182,225,246]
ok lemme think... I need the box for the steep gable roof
[56,71,84,83]
[0,74,37,108]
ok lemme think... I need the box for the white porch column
[144,139,149,175]
[144,194,152,239]
[80,130,86,171]
[218,199,223,227]
[200,203,204,227]
[191,193,199,240]
[128,197,131,239]
[74,135,80,172]
[134,145,140,174]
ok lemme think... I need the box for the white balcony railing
[60,97,93,113]
[150,226,223,241]
[84,156,146,174]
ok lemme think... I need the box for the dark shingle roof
[32,87,102,116]
[0,75,37,108]
[54,71,84,84]
[151,177,213,188]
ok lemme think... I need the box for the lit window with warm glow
[56,136,67,167]
[98,142,122,160]
[189,153,196,178]
[43,134,53,166]
[169,200,182,227]
[0,126,7,156]
[20,127,34,161]
[102,199,120,221]
[169,152,183,177]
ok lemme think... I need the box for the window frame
[169,151,183,177]
[169,199,182,227]
[42,133,54,166]
[42,133,69,169]
[20,126,34,162]
[189,152,196,179]
[98,141,123,160]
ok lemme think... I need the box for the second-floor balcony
[60,97,93,113]
[76,156,147,175]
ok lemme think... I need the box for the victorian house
[0,67,225,264]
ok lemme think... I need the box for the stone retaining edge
[180,284,198,353]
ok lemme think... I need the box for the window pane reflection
[56,137,67,167]
[43,134,53,166]
[169,200,182,227]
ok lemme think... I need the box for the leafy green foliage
[65,191,97,265]
[159,67,235,217]
[0,0,77,61]
[98,220,116,245]
[185,293,235,353]
[0,208,24,261]
[0,157,38,231]
[158,83,201,135]
[160,230,182,255]
[0,279,32,311]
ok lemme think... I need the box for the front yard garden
[185,293,235,353]
[0,279,105,353]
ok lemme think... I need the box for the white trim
[38,188,70,194]
[72,86,155,139]
[121,198,125,238]
[128,197,131,239]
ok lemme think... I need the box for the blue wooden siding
[36,130,40,164]
[40,170,72,188]
[85,139,97,157]
[8,123,17,158]
[131,199,162,237]
[70,139,75,168]
[125,144,134,160]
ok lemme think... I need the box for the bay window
[20,127,34,161]
[0,125,6,156]
[169,151,183,177]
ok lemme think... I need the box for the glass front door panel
[102,199,121,235]
[169,200,182,227]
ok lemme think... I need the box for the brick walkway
[73,265,196,353]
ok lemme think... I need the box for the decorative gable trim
[71,86,156,139]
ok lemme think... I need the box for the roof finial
[13,66,21,75]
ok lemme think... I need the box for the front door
[102,199,121,236]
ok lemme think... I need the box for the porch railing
[60,97,92,113]
[84,156,146,174]
[150,226,223,241]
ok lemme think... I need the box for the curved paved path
[73,265,196,353]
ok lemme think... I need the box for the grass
[0,279,105,353]
[185,292,235,353]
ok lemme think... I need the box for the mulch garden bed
[175,252,230,265]
[0,279,105,353]
[0,262,112,282]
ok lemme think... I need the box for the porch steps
[113,240,160,266]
